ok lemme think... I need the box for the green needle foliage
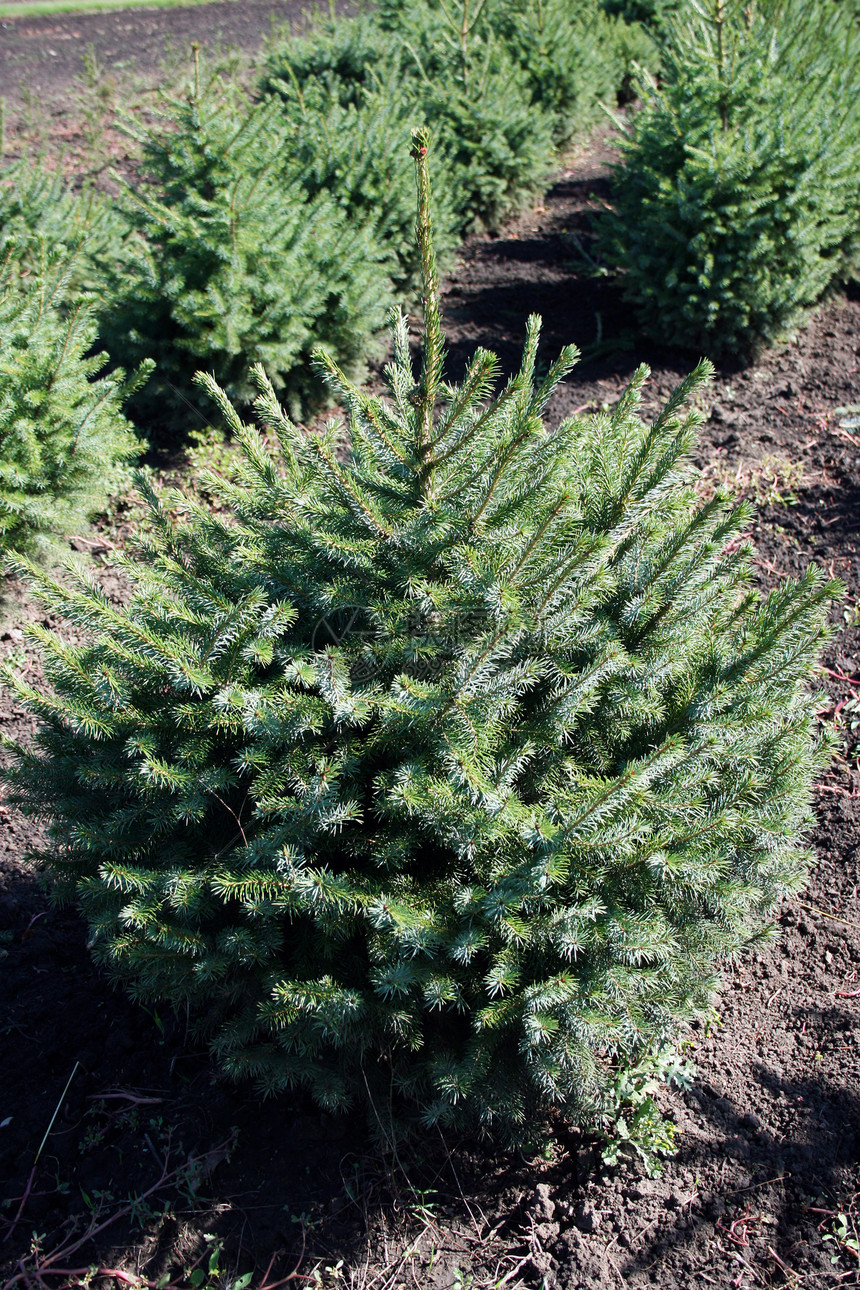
[262,12,397,110]
[0,251,149,556]
[263,0,654,236]
[419,39,555,232]
[0,158,127,294]
[265,10,553,236]
[267,67,460,293]
[99,56,390,435]
[491,0,652,143]
[4,136,836,1146]
[601,0,860,357]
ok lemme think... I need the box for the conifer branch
[411,129,444,498]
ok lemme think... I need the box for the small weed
[842,599,860,631]
[76,43,119,170]
[813,1193,860,1270]
[288,1207,324,1234]
[78,1122,107,1154]
[406,1184,439,1222]
[703,1007,723,1039]
[825,1210,860,1264]
[698,453,804,507]
[180,1234,254,1290]
[600,1045,695,1176]
[309,1261,345,1287]
[139,1003,167,1040]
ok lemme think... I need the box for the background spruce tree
[0,249,149,556]
[600,0,860,357]
[418,37,555,232]
[262,0,655,237]
[3,135,836,1146]
[1,157,127,296]
[99,54,390,435]
[265,65,460,293]
[489,0,653,143]
[261,12,397,110]
[264,7,554,236]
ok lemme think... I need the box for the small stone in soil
[534,1181,555,1221]
[574,1201,600,1233]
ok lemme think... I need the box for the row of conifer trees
[2,0,859,554]
[0,0,654,554]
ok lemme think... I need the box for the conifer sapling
[600,0,860,356]
[99,53,390,434]
[0,250,149,555]
[3,133,836,1146]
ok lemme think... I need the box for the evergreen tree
[266,67,460,293]
[265,6,556,234]
[3,135,835,1145]
[491,0,653,143]
[0,249,149,556]
[372,0,557,226]
[99,56,390,434]
[263,0,653,236]
[420,37,555,232]
[1,157,127,295]
[601,0,860,356]
[261,12,399,110]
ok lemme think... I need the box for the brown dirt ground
[0,0,361,116]
[1,38,860,1290]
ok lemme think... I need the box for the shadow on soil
[614,1070,859,1285]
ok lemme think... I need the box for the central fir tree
[4,135,835,1145]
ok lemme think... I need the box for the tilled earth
[0,0,359,114]
[1,36,859,1290]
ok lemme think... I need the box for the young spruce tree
[0,250,149,555]
[0,157,127,294]
[4,135,836,1145]
[265,67,460,293]
[99,54,389,434]
[601,0,860,356]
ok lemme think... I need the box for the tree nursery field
[0,2,859,1289]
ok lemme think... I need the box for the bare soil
[1,56,859,1290]
[0,0,359,115]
